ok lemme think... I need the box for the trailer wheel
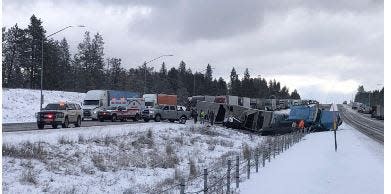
[37,123,44,129]
[144,118,150,122]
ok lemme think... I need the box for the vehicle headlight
[149,110,154,114]
[93,110,97,114]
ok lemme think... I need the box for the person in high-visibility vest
[298,119,305,129]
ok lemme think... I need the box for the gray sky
[3,0,384,103]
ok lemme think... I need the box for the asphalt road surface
[338,104,384,143]
[2,120,146,132]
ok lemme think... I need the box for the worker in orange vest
[298,119,305,130]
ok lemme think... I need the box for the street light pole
[40,25,85,110]
[143,54,173,94]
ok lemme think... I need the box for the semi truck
[82,90,140,120]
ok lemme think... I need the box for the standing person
[192,108,198,124]
[298,119,305,132]
[200,110,205,124]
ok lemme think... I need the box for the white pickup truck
[142,105,190,124]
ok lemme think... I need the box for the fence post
[262,148,265,167]
[272,139,276,159]
[204,169,208,194]
[268,144,271,163]
[247,157,250,179]
[236,156,239,188]
[180,178,185,194]
[255,148,259,173]
[227,160,231,194]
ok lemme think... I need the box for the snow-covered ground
[240,123,383,194]
[2,88,85,123]
[2,122,265,193]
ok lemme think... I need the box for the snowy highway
[338,104,384,143]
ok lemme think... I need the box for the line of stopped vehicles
[36,90,343,135]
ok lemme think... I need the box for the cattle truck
[82,90,140,120]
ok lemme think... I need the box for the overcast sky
[3,0,384,103]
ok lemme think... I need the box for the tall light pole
[143,54,173,94]
[40,25,86,110]
[193,67,214,96]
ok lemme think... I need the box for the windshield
[84,100,99,105]
[107,106,117,110]
[145,102,154,107]
[45,104,66,110]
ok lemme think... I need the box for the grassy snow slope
[240,123,383,194]
[2,122,265,193]
[2,88,85,123]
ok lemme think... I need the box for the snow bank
[2,88,85,123]
[240,123,383,194]
[2,122,265,193]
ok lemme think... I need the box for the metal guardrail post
[180,178,185,194]
[247,157,250,179]
[268,144,271,163]
[236,156,239,188]
[255,148,259,173]
[227,160,231,194]
[204,169,208,194]
[262,148,265,167]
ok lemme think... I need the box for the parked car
[36,102,82,129]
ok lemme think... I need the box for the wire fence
[154,130,308,194]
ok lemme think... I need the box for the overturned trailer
[288,105,342,131]
[196,101,274,133]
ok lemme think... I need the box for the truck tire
[62,117,69,128]
[155,115,161,122]
[111,114,117,122]
[144,118,150,122]
[179,116,187,124]
[52,124,58,129]
[37,123,44,129]
[133,114,140,121]
[75,116,81,127]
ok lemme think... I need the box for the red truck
[98,98,144,122]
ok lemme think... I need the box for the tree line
[354,85,384,106]
[2,15,301,104]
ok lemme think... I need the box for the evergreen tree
[291,89,301,99]
[27,15,46,89]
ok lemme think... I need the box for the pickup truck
[142,105,190,124]
[98,105,141,122]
